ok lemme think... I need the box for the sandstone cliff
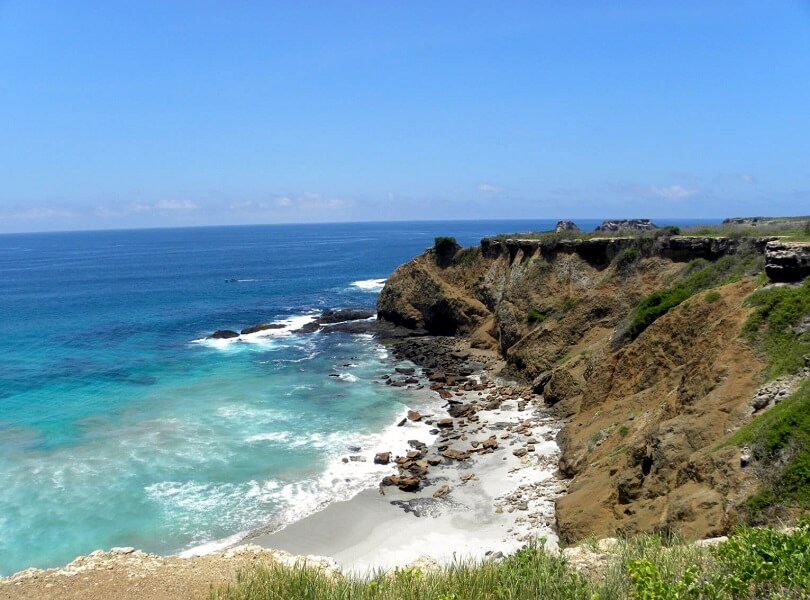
[378,233,778,542]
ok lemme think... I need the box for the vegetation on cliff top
[208,524,810,599]
[619,247,763,342]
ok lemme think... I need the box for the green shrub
[618,425,630,438]
[434,236,458,252]
[560,297,576,313]
[527,308,546,324]
[729,380,810,522]
[626,248,763,340]
[742,277,810,379]
[615,246,640,273]
[705,291,721,303]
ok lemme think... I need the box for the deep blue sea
[0,219,717,575]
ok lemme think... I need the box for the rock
[318,308,376,324]
[433,485,451,498]
[555,220,581,233]
[481,436,498,450]
[512,447,528,458]
[396,476,421,492]
[407,410,423,421]
[240,323,285,335]
[376,255,490,334]
[397,418,407,427]
[374,452,391,465]
[437,418,454,428]
[396,367,416,375]
[765,240,810,282]
[594,219,657,232]
[441,449,470,461]
[349,455,366,462]
[208,329,239,339]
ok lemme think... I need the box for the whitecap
[191,313,319,349]
[338,373,358,383]
[350,278,386,292]
[244,432,290,444]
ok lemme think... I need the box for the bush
[527,308,547,324]
[705,291,721,303]
[730,380,810,523]
[434,236,458,253]
[742,277,810,379]
[626,248,763,340]
[615,246,640,273]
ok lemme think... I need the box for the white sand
[248,389,566,574]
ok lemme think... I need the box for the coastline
[247,337,566,572]
[0,335,568,598]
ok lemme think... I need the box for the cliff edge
[378,227,809,542]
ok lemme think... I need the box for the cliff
[377,231,799,542]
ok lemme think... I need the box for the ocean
[0,219,714,575]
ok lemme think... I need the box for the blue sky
[1,1,809,232]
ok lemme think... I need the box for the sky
[1,1,809,233]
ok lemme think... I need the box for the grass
[208,526,810,599]
[527,308,547,324]
[705,291,721,303]
[741,277,810,379]
[622,247,763,341]
[727,380,810,523]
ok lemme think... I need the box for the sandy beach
[246,338,566,573]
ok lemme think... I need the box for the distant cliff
[378,224,809,542]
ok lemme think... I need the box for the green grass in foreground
[208,525,810,599]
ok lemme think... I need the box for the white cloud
[649,185,697,199]
[739,173,754,184]
[155,199,198,211]
[478,183,504,193]
[275,196,292,207]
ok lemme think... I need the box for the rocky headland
[375,218,810,543]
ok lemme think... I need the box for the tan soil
[0,546,338,600]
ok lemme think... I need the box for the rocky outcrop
[764,240,810,282]
[377,228,780,543]
[555,220,580,233]
[377,254,490,335]
[594,219,657,232]
[241,323,285,335]
[318,308,375,323]
[208,329,239,339]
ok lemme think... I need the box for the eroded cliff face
[378,237,765,542]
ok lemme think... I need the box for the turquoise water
[0,219,714,575]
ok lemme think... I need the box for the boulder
[319,308,376,324]
[396,476,421,492]
[407,410,423,421]
[433,485,451,498]
[208,330,239,339]
[765,240,810,282]
[240,323,285,335]
[437,418,454,428]
[441,449,470,461]
[374,452,391,465]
